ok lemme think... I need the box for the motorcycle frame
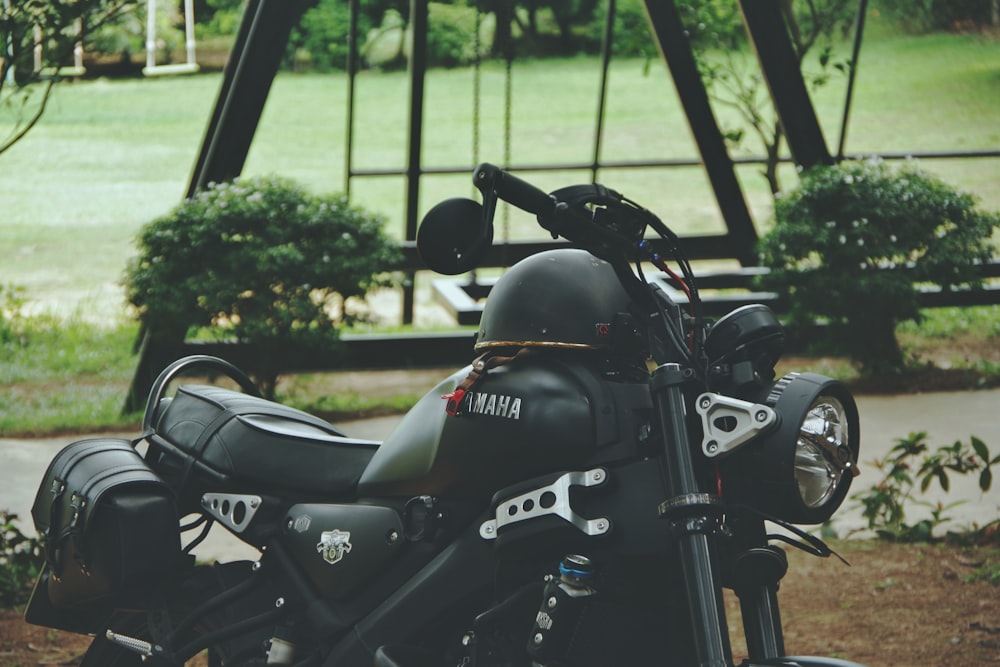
[142,363,791,667]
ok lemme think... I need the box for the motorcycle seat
[151,385,380,499]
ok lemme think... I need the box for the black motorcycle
[25,163,865,667]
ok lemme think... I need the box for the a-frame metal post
[402,0,429,325]
[642,0,759,266]
[187,0,312,196]
[738,0,834,169]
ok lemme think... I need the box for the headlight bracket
[695,393,778,459]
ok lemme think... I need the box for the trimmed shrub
[124,176,400,395]
[289,0,365,72]
[425,2,483,67]
[757,159,1000,374]
[290,2,485,71]
[586,0,661,59]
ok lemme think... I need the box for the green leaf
[917,473,930,492]
[937,469,950,492]
[980,467,993,492]
[971,436,988,462]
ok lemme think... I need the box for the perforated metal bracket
[480,468,610,540]
[201,493,262,533]
[695,393,777,459]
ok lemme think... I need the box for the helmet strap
[442,348,533,417]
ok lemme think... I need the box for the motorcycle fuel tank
[358,353,648,500]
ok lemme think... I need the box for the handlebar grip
[475,163,554,215]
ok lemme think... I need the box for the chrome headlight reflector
[795,395,855,509]
[747,373,860,524]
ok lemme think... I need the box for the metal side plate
[480,468,610,540]
[201,493,262,533]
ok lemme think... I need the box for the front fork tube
[651,364,731,667]
[729,519,790,662]
[739,580,785,661]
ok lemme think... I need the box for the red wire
[651,256,696,351]
[659,261,693,305]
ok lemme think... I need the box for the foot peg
[105,628,155,657]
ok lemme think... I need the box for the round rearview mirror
[417,198,492,275]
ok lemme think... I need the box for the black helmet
[475,249,638,353]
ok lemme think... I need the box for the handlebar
[416,161,702,369]
[472,163,652,259]
[418,162,681,284]
[474,163,555,216]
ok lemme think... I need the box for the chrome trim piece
[695,392,777,458]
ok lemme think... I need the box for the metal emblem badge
[292,515,312,533]
[316,529,353,565]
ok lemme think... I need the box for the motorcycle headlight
[748,372,860,524]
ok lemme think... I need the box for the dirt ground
[2,539,997,667]
[733,539,1000,667]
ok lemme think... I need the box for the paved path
[3,390,998,561]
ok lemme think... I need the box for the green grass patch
[0,318,141,436]
[0,382,138,436]
[897,305,1000,374]
[963,546,1000,585]
[898,305,1000,340]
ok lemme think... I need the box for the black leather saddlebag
[147,384,378,504]
[30,438,180,609]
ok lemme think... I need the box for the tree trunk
[764,120,783,195]
[491,2,514,58]
[847,314,904,376]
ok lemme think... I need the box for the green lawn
[2,17,998,325]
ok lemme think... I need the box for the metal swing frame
[126,0,775,410]
[30,15,86,78]
[125,0,1000,412]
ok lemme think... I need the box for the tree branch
[0,78,55,157]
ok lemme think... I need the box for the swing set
[21,0,198,79]
[142,0,199,76]
[23,4,85,79]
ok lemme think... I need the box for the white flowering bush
[125,176,400,393]
[758,159,999,373]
